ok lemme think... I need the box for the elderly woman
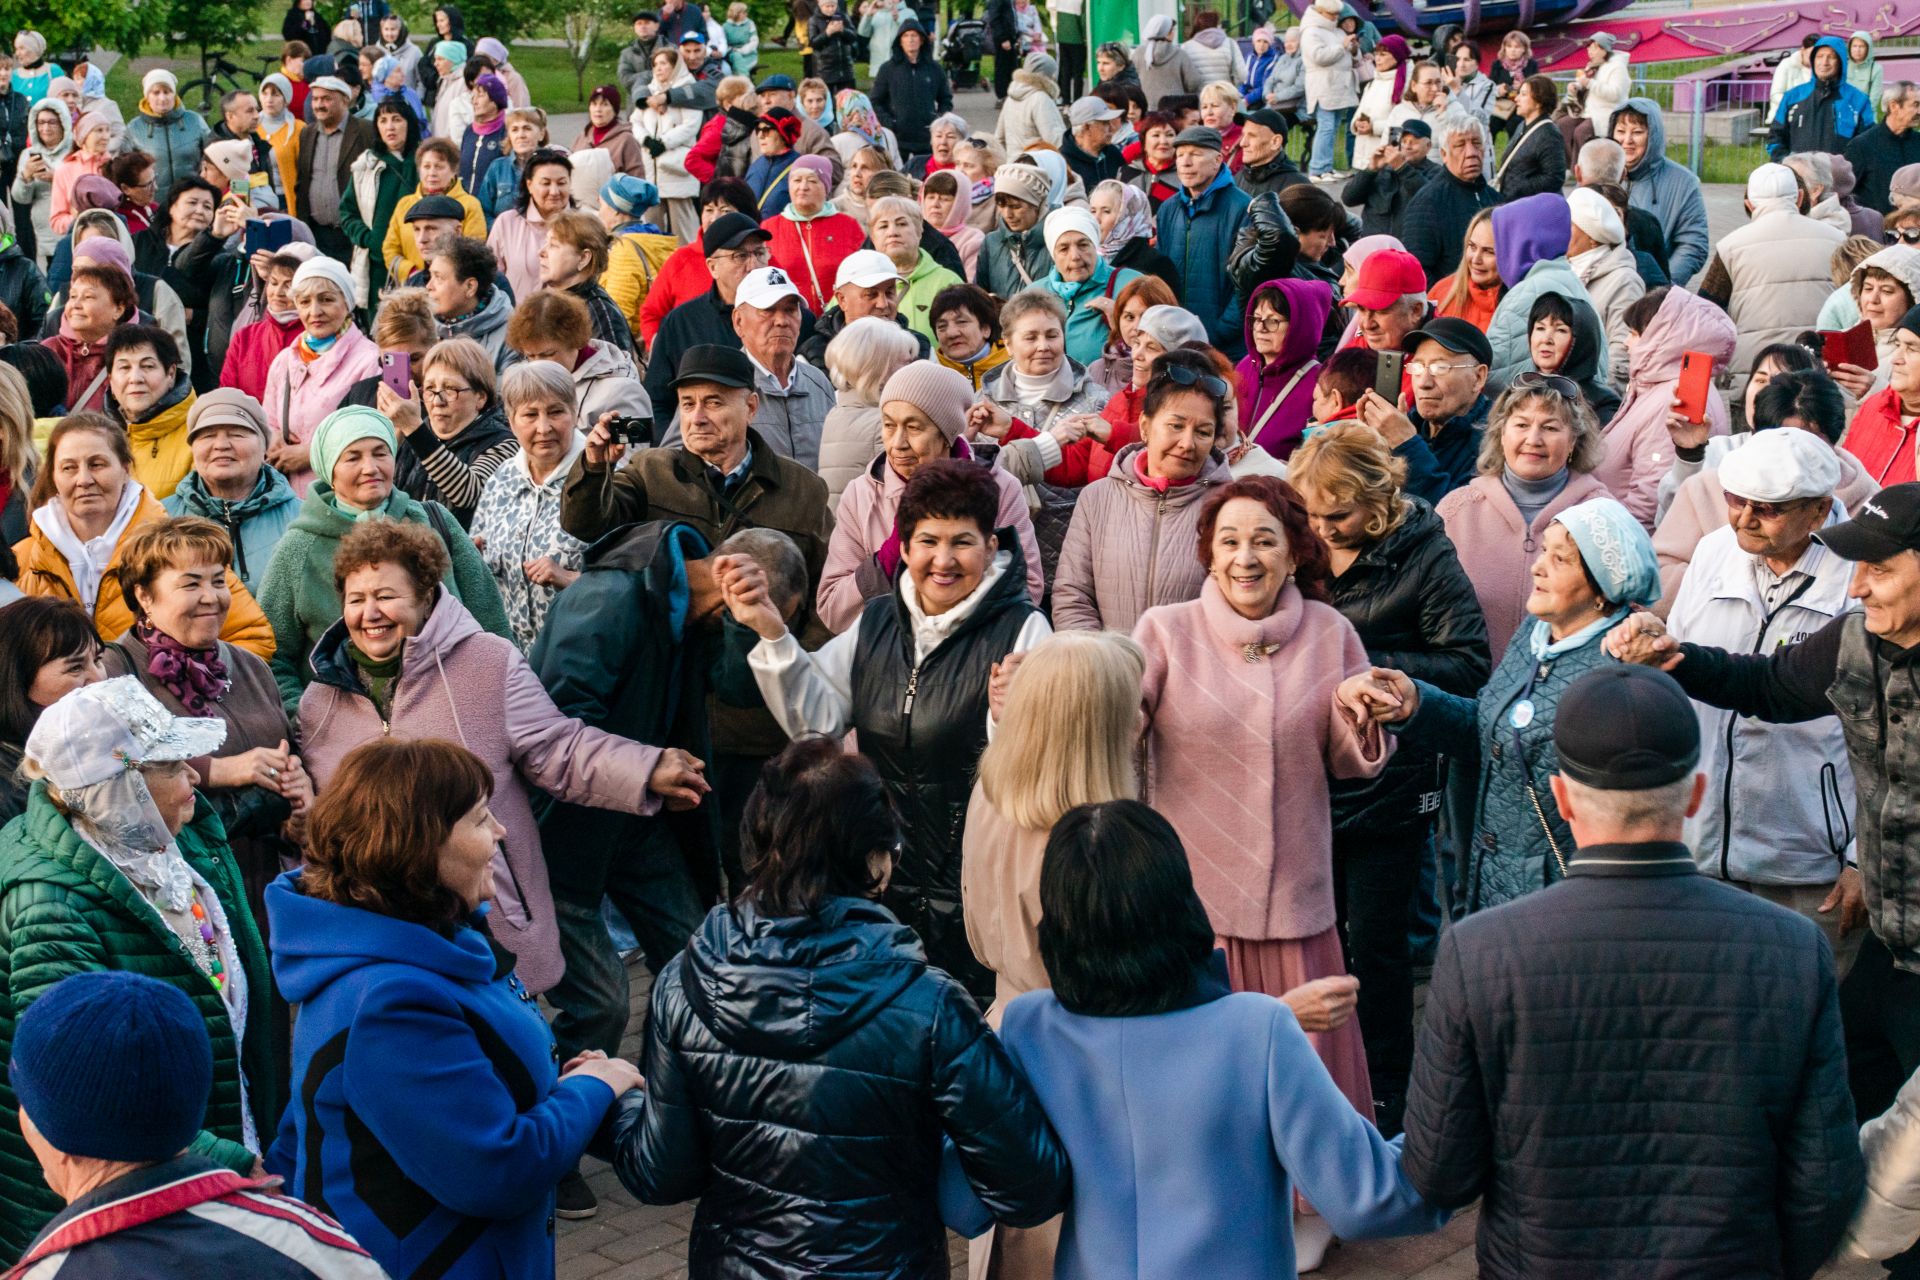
[1125,111,1182,209]
[471,361,589,652]
[1052,347,1233,632]
[15,414,272,655]
[258,406,511,710]
[921,169,983,280]
[297,519,699,995]
[1133,472,1393,1260]
[761,154,861,316]
[723,459,1051,997]
[1437,376,1612,656]
[1039,206,1142,367]
[818,361,1044,633]
[819,315,920,504]
[12,98,72,272]
[746,108,804,217]
[1088,178,1176,290]
[0,599,103,823]
[930,282,1009,390]
[570,84,645,179]
[505,289,651,428]
[1340,494,1658,912]
[831,90,903,173]
[605,736,1068,1276]
[48,111,111,237]
[954,138,1003,233]
[375,335,518,528]
[977,800,1444,1279]
[341,99,420,303]
[1086,272,1174,395]
[536,210,634,355]
[0,676,275,1258]
[42,262,134,414]
[870,194,962,341]
[1287,425,1489,1130]
[1236,278,1334,461]
[1599,285,1736,530]
[263,257,381,496]
[1429,208,1502,330]
[488,147,573,302]
[101,517,311,931]
[632,52,702,238]
[477,107,549,225]
[383,137,487,284]
[265,738,644,1280]
[1830,245,1920,401]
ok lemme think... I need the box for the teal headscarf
[434,40,468,66]
[312,407,399,518]
[1530,496,1660,657]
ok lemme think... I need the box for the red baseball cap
[1346,248,1428,311]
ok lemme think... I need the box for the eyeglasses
[1723,492,1814,521]
[1406,358,1481,377]
[711,245,770,265]
[1250,313,1287,331]
[1888,227,1920,245]
[1511,370,1581,399]
[1149,362,1230,399]
[423,383,474,403]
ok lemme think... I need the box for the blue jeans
[1309,105,1348,175]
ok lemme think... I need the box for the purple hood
[1492,193,1572,287]
[1235,276,1334,457]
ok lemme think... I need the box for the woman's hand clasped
[1335,667,1419,727]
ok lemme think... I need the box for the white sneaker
[1310,171,1341,183]
[1294,1211,1335,1273]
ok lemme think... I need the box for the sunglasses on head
[1512,370,1582,400]
[1151,361,1230,399]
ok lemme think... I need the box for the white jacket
[1350,74,1398,170]
[995,69,1066,159]
[1571,242,1645,394]
[1714,204,1845,391]
[632,72,703,199]
[1666,521,1859,886]
[571,339,652,425]
[1299,8,1358,113]
[1582,50,1632,128]
[1848,1065,1920,1262]
[1182,32,1246,89]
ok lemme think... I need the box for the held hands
[1601,611,1683,670]
[988,651,1027,721]
[966,400,1012,441]
[560,1049,646,1095]
[375,380,423,435]
[713,553,787,641]
[1047,414,1092,449]
[1356,389,1415,448]
[647,748,710,810]
[1282,975,1359,1032]
[584,411,630,471]
[1335,666,1419,726]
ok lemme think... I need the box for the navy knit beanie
[11,971,212,1162]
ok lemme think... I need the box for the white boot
[1293,1209,1335,1274]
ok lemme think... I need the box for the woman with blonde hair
[0,363,38,543]
[954,137,1003,233]
[1197,81,1246,170]
[835,144,891,228]
[818,315,920,504]
[1430,207,1502,330]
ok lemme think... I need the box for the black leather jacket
[607,896,1070,1278]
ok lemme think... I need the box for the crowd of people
[4,4,1920,1279]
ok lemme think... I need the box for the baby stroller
[945,18,987,90]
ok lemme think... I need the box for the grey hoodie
[438,284,513,369]
[1610,97,1711,286]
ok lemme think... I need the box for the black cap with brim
[1398,119,1432,139]
[702,211,772,256]
[1553,666,1701,790]
[1816,482,1920,562]
[1403,316,1493,366]
[1234,108,1289,133]
[670,344,756,391]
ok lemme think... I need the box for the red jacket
[1001,389,1141,488]
[761,211,865,316]
[684,112,729,186]
[220,314,304,402]
[42,333,109,412]
[1845,385,1918,487]
[638,242,715,345]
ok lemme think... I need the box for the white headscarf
[31,479,144,614]
[1028,150,1069,209]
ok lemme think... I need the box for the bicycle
[178,50,280,114]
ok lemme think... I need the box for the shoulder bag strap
[76,363,110,412]
[1245,359,1319,444]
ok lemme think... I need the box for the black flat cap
[1553,666,1701,791]
[403,194,466,222]
[671,344,756,391]
[702,211,770,256]
[1403,316,1493,366]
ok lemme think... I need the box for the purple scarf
[137,625,230,715]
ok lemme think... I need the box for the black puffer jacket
[1327,498,1489,832]
[808,10,862,87]
[607,895,1071,1279]
[870,21,953,159]
[1493,117,1566,203]
[1401,842,1863,1279]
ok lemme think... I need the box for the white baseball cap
[1719,428,1842,504]
[834,249,901,291]
[26,678,227,792]
[735,265,804,310]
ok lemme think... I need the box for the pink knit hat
[73,235,134,284]
[789,154,834,187]
[880,360,973,443]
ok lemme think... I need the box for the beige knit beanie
[880,361,974,443]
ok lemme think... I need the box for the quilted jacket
[1402,841,1862,1278]
[0,786,276,1258]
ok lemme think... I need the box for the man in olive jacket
[1395,666,1862,1280]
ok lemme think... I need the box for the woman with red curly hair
[1131,467,1391,1216]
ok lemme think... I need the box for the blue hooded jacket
[264,872,621,1280]
[163,465,301,595]
[1771,36,1875,162]
[1483,193,1607,390]
[1609,98,1711,287]
[1155,162,1254,357]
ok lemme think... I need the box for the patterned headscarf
[835,90,881,145]
[1093,180,1153,258]
[1554,496,1660,608]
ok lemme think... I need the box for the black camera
[606,415,654,446]
[1387,126,1403,145]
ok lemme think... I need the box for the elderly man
[618,10,665,100]
[1399,119,1497,284]
[1575,137,1671,289]
[163,389,300,593]
[1341,117,1434,237]
[1374,662,1863,1278]
[293,75,374,262]
[643,211,772,413]
[1660,428,1865,971]
[1155,125,1253,356]
[678,28,727,84]
[974,160,1051,299]
[1061,96,1125,190]
[1847,82,1920,216]
[1606,485,1920,1180]
[659,266,834,469]
[1567,185,1644,388]
[1771,36,1874,162]
[1236,105,1308,198]
[8,971,387,1277]
[209,89,282,209]
[1610,98,1711,286]
[798,248,929,363]
[1347,247,1429,353]
[1356,315,1488,504]
[754,73,843,189]
[1699,163,1846,399]
[1781,151,1853,233]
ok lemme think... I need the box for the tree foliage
[2,0,173,64]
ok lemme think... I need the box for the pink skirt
[1219,928,1375,1123]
